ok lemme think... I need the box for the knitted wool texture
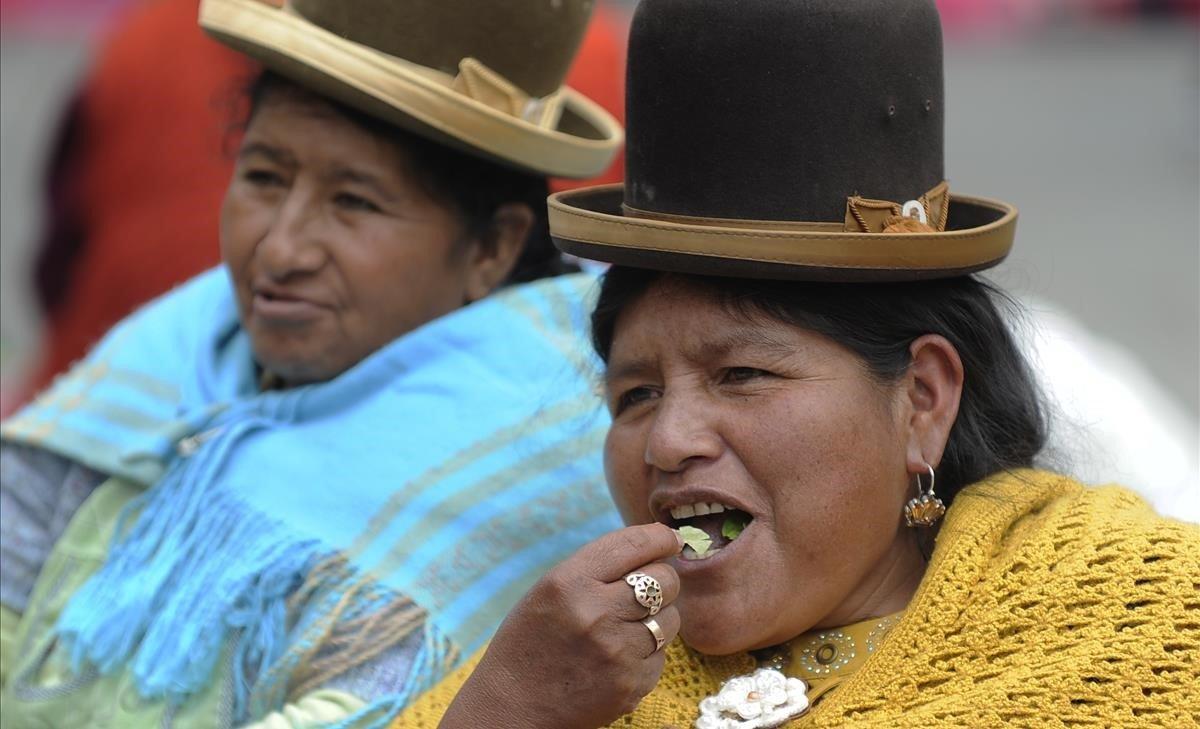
[394,470,1200,728]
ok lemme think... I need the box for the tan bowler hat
[200,0,623,178]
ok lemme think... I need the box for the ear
[901,334,964,474]
[463,202,535,302]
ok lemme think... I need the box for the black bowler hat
[549,0,1018,281]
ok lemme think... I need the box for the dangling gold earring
[904,463,946,528]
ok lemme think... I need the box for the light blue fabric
[1,267,622,721]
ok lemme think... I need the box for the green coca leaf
[722,516,748,541]
[678,525,712,555]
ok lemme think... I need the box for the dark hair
[240,70,575,285]
[591,267,1049,506]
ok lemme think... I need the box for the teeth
[669,501,734,520]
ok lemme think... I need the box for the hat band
[620,204,844,232]
[622,181,951,236]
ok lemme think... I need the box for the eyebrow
[237,141,295,167]
[604,327,798,387]
[603,358,658,388]
[328,166,399,203]
[238,142,400,203]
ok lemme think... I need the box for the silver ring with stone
[642,617,667,653]
[624,571,663,617]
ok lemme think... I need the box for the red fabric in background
[553,3,627,192]
[27,0,251,395]
[24,0,627,400]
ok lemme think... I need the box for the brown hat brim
[200,0,622,178]
[549,184,1018,282]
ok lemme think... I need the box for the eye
[334,192,382,213]
[243,169,284,187]
[722,367,769,384]
[612,386,658,415]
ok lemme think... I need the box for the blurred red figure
[25,0,250,402]
[22,0,626,404]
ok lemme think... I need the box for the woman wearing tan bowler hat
[395,1,1200,727]
[0,1,624,727]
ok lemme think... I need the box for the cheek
[757,387,896,477]
[332,225,466,336]
[744,390,904,550]
[218,193,241,260]
[219,188,272,277]
[604,426,652,525]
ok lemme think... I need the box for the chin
[253,346,339,385]
[247,326,336,377]
[678,598,760,656]
[681,625,754,656]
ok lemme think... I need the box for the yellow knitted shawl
[395,470,1200,727]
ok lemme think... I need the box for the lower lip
[672,524,751,575]
[252,294,327,323]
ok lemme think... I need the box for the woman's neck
[814,527,927,630]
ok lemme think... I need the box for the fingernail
[671,528,685,551]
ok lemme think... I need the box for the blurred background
[1,0,1197,510]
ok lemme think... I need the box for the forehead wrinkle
[679,326,798,365]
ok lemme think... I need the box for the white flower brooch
[695,668,810,729]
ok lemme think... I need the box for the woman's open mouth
[666,501,754,561]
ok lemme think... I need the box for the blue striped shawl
[1,267,622,721]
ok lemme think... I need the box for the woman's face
[221,88,474,385]
[604,278,925,655]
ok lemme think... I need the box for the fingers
[581,523,683,583]
[606,561,680,621]
[635,605,680,659]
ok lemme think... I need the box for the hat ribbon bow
[450,57,566,130]
[845,181,950,234]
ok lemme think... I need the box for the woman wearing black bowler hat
[394,1,1199,727]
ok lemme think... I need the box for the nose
[643,390,723,473]
[257,188,327,280]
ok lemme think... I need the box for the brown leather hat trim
[620,203,845,232]
[550,184,1017,280]
[200,0,622,178]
